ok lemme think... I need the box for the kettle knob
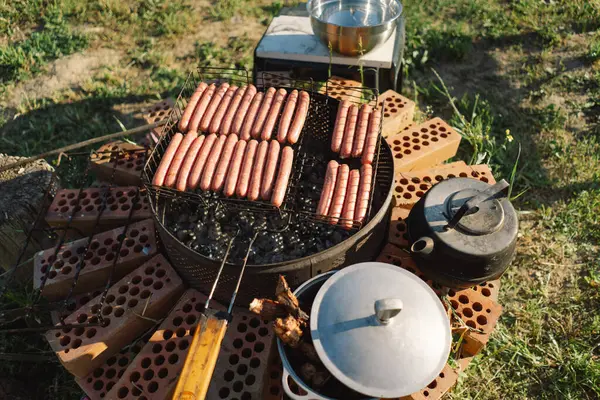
[374,298,403,324]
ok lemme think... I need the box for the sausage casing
[224,140,247,197]
[178,82,207,132]
[232,85,257,135]
[340,169,360,229]
[351,104,372,157]
[361,109,382,165]
[152,132,183,187]
[354,164,372,223]
[240,92,264,141]
[260,140,281,200]
[276,89,298,143]
[328,164,350,224]
[175,135,205,192]
[220,86,247,135]
[271,146,294,207]
[287,90,309,144]
[188,84,216,133]
[248,140,269,201]
[236,140,258,198]
[251,87,276,139]
[209,85,238,134]
[164,131,197,187]
[316,160,339,216]
[331,100,350,152]
[261,88,287,140]
[211,134,239,192]
[187,133,217,189]
[340,105,358,158]
[200,135,226,190]
[200,83,230,132]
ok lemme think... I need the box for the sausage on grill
[251,87,276,139]
[261,88,287,140]
[354,164,372,223]
[200,83,230,132]
[188,133,217,189]
[351,104,372,157]
[236,139,258,198]
[316,160,339,216]
[220,86,247,135]
[175,135,205,192]
[287,90,309,144]
[224,140,247,197]
[331,100,350,152]
[271,146,294,207]
[188,83,216,133]
[248,140,269,201]
[211,134,239,192]
[276,89,298,143]
[164,131,197,188]
[328,164,350,224]
[152,132,183,187]
[178,82,208,132]
[209,85,238,134]
[340,105,358,158]
[200,135,226,191]
[361,109,382,165]
[232,85,257,135]
[260,140,281,200]
[341,169,360,229]
[240,92,264,141]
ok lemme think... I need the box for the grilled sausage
[188,133,217,189]
[175,135,205,191]
[248,140,269,201]
[211,134,239,192]
[361,109,382,165]
[351,104,372,157]
[152,132,183,187]
[316,160,339,216]
[331,100,350,152]
[209,85,238,134]
[340,169,360,229]
[261,88,287,140]
[236,140,258,198]
[287,90,309,144]
[251,87,276,139]
[340,105,358,158]
[200,83,230,132]
[354,164,372,223]
[200,134,227,190]
[164,131,197,187]
[271,146,294,207]
[260,140,281,200]
[224,140,247,197]
[328,164,350,224]
[178,82,208,132]
[232,85,257,135]
[220,86,247,135]
[276,89,298,143]
[188,83,216,133]
[240,92,264,141]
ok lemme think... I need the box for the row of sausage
[152,132,293,207]
[178,82,310,145]
[331,101,381,164]
[316,161,372,229]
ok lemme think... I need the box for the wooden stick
[0,120,167,174]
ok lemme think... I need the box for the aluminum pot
[307,0,404,56]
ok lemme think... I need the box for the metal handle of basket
[281,365,333,400]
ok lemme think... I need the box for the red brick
[51,290,103,325]
[377,90,416,138]
[388,207,410,248]
[90,141,147,186]
[45,187,151,233]
[45,255,184,378]
[34,219,157,300]
[257,71,294,89]
[318,76,364,103]
[387,118,461,172]
[142,98,175,140]
[262,354,283,400]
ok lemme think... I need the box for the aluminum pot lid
[310,262,451,398]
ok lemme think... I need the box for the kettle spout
[411,236,434,256]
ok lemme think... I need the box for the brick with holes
[142,98,175,141]
[256,71,294,89]
[376,249,443,296]
[377,90,416,138]
[318,76,364,104]
[447,286,502,357]
[45,187,152,233]
[262,353,284,400]
[388,207,411,248]
[76,331,152,400]
[45,254,184,378]
[392,164,495,208]
[387,118,462,172]
[34,219,157,300]
[399,362,459,400]
[51,290,103,325]
[90,141,147,186]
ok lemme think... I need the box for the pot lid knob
[374,298,403,324]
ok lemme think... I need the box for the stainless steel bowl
[307,0,403,56]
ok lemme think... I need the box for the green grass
[1,0,600,399]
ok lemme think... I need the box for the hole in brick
[158,368,168,379]
[250,358,260,368]
[77,314,87,324]
[102,306,113,316]
[93,380,104,391]
[473,302,483,311]
[254,342,265,353]
[233,339,243,349]
[233,381,243,392]
[155,355,165,366]
[60,336,71,346]
[219,388,230,398]
[237,323,247,333]
[166,341,176,352]
[119,249,129,258]
[74,327,84,336]
[168,354,179,364]
[130,276,142,285]
[458,295,469,304]
[72,339,82,349]
[106,294,115,303]
[486,308,491,313]
[403,142,410,148]
[423,390,429,396]
[105,368,116,379]
[152,343,163,354]
[245,333,256,343]
[403,193,412,199]
[140,235,149,243]
[477,315,488,325]
[153,281,163,290]
[482,288,491,296]
[145,266,155,275]
[141,357,152,368]
[463,308,473,318]
[156,269,166,278]
[466,320,476,328]
[140,290,151,299]
[130,371,141,383]
[101,318,111,327]
[242,348,252,358]
[143,370,154,381]
[129,287,140,296]
[143,278,153,286]
[118,357,128,367]
[183,304,193,313]
[179,340,189,351]
[270,386,280,395]
[117,387,129,398]
[128,299,139,308]
[450,300,459,309]
[245,374,256,386]
[229,354,239,365]
[118,285,128,294]
[86,328,97,339]
[116,296,126,305]
[428,380,437,389]
[185,315,197,326]
[439,372,445,378]
[163,330,173,340]
[176,327,186,337]
[432,137,438,142]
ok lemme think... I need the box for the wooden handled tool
[172,233,257,400]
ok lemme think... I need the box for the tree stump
[0,154,58,280]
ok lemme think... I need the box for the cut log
[275,275,309,320]
[274,315,304,348]
[249,298,289,320]
[0,154,58,280]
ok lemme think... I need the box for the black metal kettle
[407,178,518,289]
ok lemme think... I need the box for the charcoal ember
[177,213,189,224]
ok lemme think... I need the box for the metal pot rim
[306,0,404,28]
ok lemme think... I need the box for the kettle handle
[447,179,509,229]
